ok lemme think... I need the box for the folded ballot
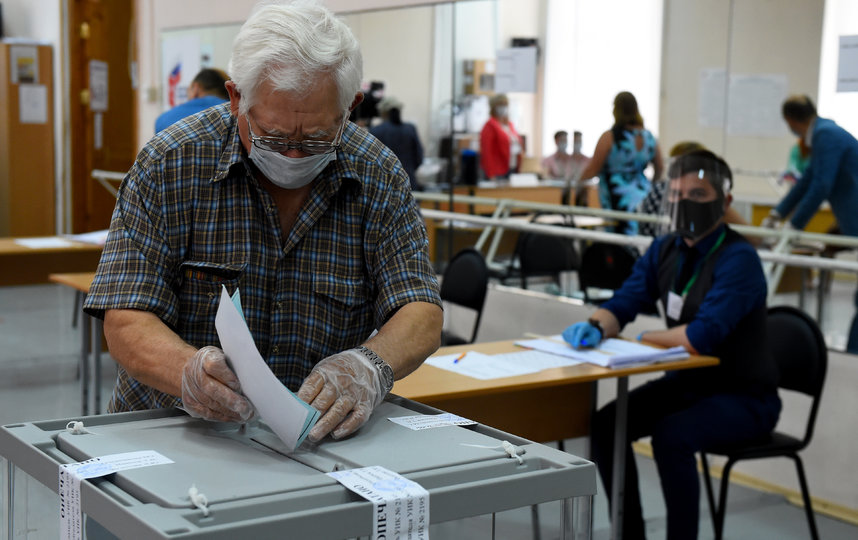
[515,336,689,368]
[215,286,319,451]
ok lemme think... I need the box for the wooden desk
[0,237,102,286]
[394,339,718,540]
[48,271,103,416]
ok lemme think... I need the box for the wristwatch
[357,345,395,395]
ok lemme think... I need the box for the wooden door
[68,0,137,233]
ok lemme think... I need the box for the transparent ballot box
[1,396,595,539]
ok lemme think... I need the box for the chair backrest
[517,232,579,287]
[766,305,828,448]
[578,242,638,292]
[440,248,489,343]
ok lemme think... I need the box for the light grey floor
[1,282,857,539]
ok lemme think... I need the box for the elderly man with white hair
[85,0,443,443]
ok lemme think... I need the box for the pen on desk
[453,352,467,363]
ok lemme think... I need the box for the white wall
[819,0,858,139]
[543,0,664,161]
[660,0,825,205]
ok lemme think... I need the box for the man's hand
[181,346,256,422]
[760,209,782,230]
[297,349,384,442]
[562,321,603,350]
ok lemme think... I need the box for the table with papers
[394,338,718,540]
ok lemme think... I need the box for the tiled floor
[1,281,857,539]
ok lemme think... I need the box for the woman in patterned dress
[579,91,664,235]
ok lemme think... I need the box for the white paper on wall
[837,35,858,92]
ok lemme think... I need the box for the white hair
[228,0,363,115]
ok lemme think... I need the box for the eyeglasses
[245,112,348,155]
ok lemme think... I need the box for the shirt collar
[804,117,816,148]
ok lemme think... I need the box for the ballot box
[1,396,596,539]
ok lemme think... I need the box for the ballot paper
[515,336,689,368]
[215,286,319,451]
[425,351,542,379]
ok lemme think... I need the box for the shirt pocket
[312,273,372,334]
[177,260,247,346]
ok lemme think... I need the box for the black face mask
[673,199,723,239]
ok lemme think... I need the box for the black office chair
[577,242,638,304]
[439,248,489,346]
[700,305,827,540]
[517,231,580,290]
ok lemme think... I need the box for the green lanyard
[674,229,727,298]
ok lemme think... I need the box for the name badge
[667,291,684,320]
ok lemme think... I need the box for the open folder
[515,336,689,368]
[215,286,319,451]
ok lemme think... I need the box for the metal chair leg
[792,454,820,540]
[700,453,718,530]
[714,459,736,540]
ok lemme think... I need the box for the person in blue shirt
[564,150,781,540]
[369,96,424,191]
[154,68,230,133]
[764,94,858,352]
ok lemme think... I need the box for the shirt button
[276,301,284,309]
[208,292,215,301]
[271,345,280,355]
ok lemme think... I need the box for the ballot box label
[58,450,173,540]
[328,465,429,540]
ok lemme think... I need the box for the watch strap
[356,345,394,395]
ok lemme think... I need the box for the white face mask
[557,142,568,153]
[249,145,336,189]
[573,142,583,154]
[495,105,508,118]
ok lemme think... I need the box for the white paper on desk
[425,351,541,379]
[215,286,319,451]
[14,236,75,249]
[516,336,689,368]
[64,229,109,246]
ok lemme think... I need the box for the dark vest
[656,227,778,395]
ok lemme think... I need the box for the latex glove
[181,346,256,423]
[297,349,384,442]
[562,321,602,350]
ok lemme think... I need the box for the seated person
[542,130,574,179]
[155,68,230,133]
[563,150,780,539]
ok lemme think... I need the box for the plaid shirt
[84,103,441,412]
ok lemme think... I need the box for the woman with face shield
[562,150,781,539]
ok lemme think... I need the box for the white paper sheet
[425,351,541,379]
[14,236,75,249]
[388,413,477,431]
[515,336,689,368]
[214,287,319,451]
[64,229,109,246]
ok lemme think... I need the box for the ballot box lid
[1,396,595,539]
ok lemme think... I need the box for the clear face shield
[659,151,732,241]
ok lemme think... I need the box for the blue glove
[562,321,602,350]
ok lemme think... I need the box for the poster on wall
[726,74,788,137]
[160,35,201,110]
[837,35,858,92]
[698,69,788,137]
[89,60,109,112]
[9,45,38,84]
[495,47,537,94]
